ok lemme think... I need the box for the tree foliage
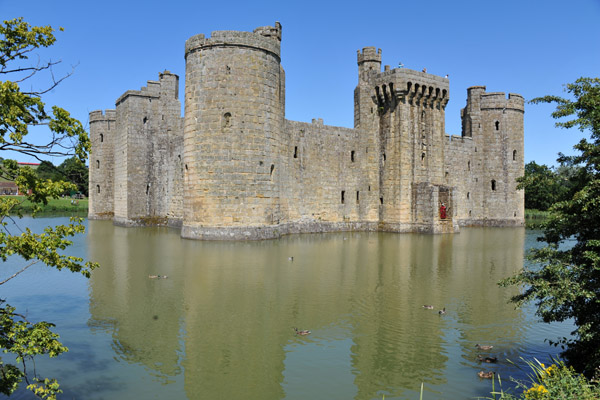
[58,157,88,196]
[517,161,567,211]
[35,160,61,181]
[0,18,97,399]
[34,158,89,196]
[501,77,600,379]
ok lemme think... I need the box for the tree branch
[0,260,40,285]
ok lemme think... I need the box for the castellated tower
[461,88,524,224]
[444,87,525,226]
[95,71,183,226]
[89,109,116,218]
[354,48,455,233]
[181,22,285,240]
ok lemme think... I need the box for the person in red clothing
[440,203,447,219]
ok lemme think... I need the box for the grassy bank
[525,209,550,229]
[2,195,88,214]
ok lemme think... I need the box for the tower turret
[182,22,285,240]
[357,47,382,83]
[89,109,116,219]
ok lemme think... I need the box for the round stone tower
[182,22,285,240]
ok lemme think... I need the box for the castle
[88,22,524,240]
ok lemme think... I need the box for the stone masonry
[89,22,524,240]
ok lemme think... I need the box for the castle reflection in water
[87,221,528,399]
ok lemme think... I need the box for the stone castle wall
[89,109,116,218]
[89,22,524,239]
[281,119,373,227]
[90,72,183,226]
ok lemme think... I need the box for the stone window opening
[445,171,449,178]
[185,164,188,171]
[96,160,100,169]
[341,191,345,204]
[146,183,150,195]
[351,150,355,162]
[356,191,360,204]
[468,160,471,171]
[491,180,497,191]
[270,164,275,177]
[143,116,148,124]
[294,146,298,159]
[222,112,232,129]
[96,185,100,194]
[100,133,104,142]
[514,211,517,217]
[469,210,472,217]
[380,197,384,205]
[467,192,470,199]
[513,150,517,161]
[495,121,500,131]
[368,185,371,191]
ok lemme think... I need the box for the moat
[4,218,571,400]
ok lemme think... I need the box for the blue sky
[2,0,599,167]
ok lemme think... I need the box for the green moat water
[3,218,572,399]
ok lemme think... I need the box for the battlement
[357,47,382,64]
[115,72,179,105]
[253,22,282,41]
[371,68,450,108]
[480,92,525,112]
[185,23,282,60]
[89,109,116,122]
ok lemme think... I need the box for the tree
[516,161,566,211]
[35,160,61,182]
[0,18,97,399]
[58,157,88,196]
[501,77,600,379]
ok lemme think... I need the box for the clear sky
[2,0,599,167]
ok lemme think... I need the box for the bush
[486,359,600,400]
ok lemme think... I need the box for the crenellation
[90,22,524,239]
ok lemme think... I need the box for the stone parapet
[185,23,281,61]
[89,109,116,122]
[480,92,525,112]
